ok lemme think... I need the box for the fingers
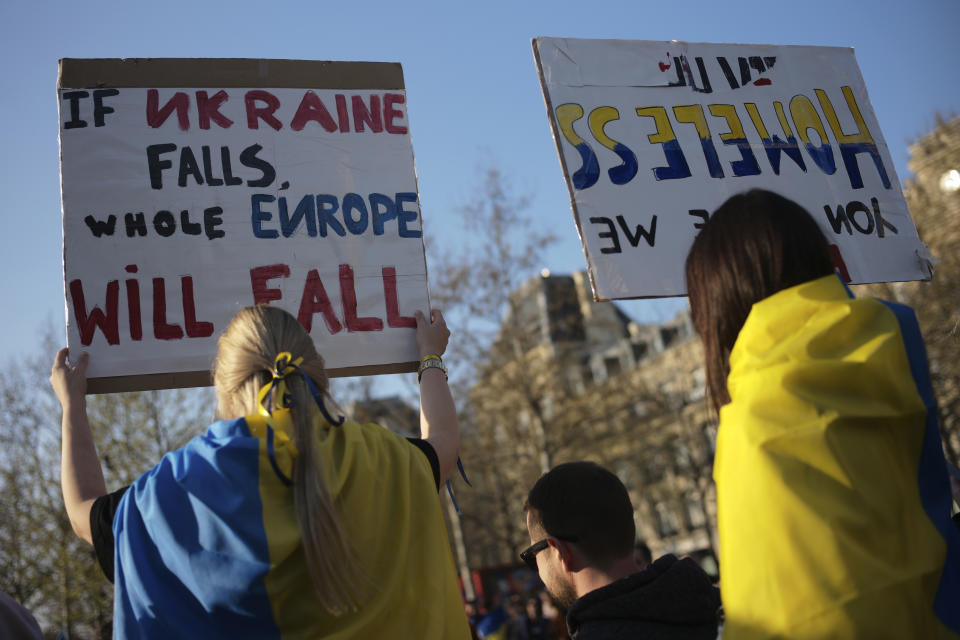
[416,309,446,327]
[54,347,69,371]
[75,352,90,376]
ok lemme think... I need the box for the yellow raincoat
[716,274,960,639]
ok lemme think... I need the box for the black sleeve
[406,438,441,491]
[90,485,129,583]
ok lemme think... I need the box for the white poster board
[533,38,931,300]
[58,59,429,392]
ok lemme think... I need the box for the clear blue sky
[2,0,958,367]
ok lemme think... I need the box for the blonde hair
[213,305,365,614]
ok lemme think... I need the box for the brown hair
[214,305,366,614]
[685,189,834,411]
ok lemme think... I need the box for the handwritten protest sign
[58,59,429,392]
[533,39,931,300]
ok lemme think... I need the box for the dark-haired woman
[685,189,960,638]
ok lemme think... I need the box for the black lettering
[240,144,276,188]
[717,57,739,89]
[146,143,177,189]
[221,147,243,186]
[670,57,686,87]
[201,146,224,186]
[180,210,202,235]
[689,209,709,229]
[204,206,225,239]
[824,204,852,235]
[693,57,712,94]
[846,200,874,235]
[153,210,177,237]
[178,147,204,187]
[83,214,116,237]
[125,212,148,237]
[590,216,621,254]
[738,57,753,85]
[92,89,119,127]
[62,91,89,129]
[871,198,898,238]
[616,214,658,248]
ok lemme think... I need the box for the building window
[660,326,679,348]
[656,502,680,537]
[685,495,707,529]
[631,342,648,364]
[675,442,691,470]
[604,356,622,377]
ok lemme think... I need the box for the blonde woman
[51,305,471,639]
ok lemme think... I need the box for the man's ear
[548,538,579,573]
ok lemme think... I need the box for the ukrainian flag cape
[112,413,471,639]
[716,274,960,639]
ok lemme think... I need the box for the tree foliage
[430,166,718,570]
[0,338,211,638]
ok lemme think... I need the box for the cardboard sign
[58,59,429,393]
[533,39,930,300]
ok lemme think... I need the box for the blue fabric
[112,418,281,639]
[879,299,960,631]
[476,605,507,638]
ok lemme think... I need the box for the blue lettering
[251,194,278,238]
[342,193,368,235]
[395,192,422,238]
[279,194,317,237]
[315,195,346,237]
[370,193,396,236]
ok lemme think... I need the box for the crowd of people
[2,189,958,638]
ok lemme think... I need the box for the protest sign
[58,59,429,392]
[533,39,931,300]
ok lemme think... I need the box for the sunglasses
[520,539,550,571]
[520,531,580,571]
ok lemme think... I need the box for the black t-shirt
[90,437,440,582]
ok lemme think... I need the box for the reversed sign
[58,59,429,392]
[533,38,929,300]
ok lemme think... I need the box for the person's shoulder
[334,420,438,486]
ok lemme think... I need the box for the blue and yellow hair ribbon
[254,352,346,485]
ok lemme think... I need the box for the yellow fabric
[716,275,957,639]
[248,413,471,639]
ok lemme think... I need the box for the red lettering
[382,267,416,328]
[250,264,290,304]
[335,94,350,133]
[124,264,141,341]
[69,279,120,346]
[290,91,338,132]
[352,95,383,133]
[297,269,343,334]
[196,90,234,130]
[125,284,142,341]
[245,90,283,131]
[153,278,183,340]
[146,89,190,130]
[182,276,214,338]
[384,93,408,134]
[339,264,383,332]
[829,244,852,283]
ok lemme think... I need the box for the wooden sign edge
[58,58,405,90]
[86,361,418,394]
